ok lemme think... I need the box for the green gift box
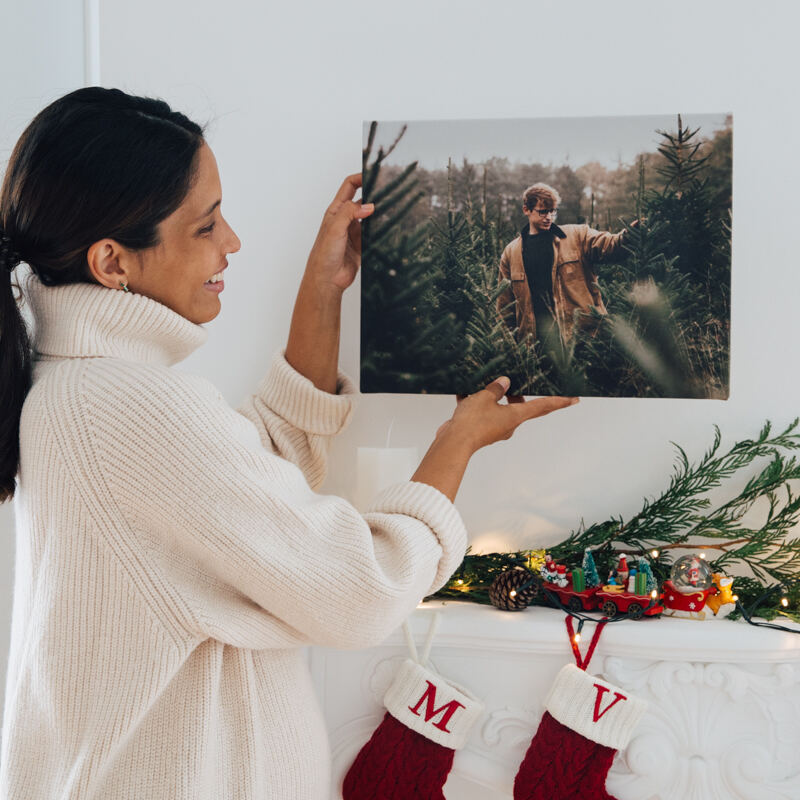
[635,571,647,595]
[572,568,585,592]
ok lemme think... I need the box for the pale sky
[365,113,730,171]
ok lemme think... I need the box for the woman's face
[91,142,241,324]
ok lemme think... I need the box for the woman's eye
[199,222,216,235]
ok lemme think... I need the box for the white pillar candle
[353,447,419,512]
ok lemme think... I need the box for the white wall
[0,0,86,734]
[3,0,800,730]
[98,0,800,549]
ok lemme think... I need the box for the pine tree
[360,123,467,393]
[583,549,600,587]
[650,115,730,359]
[637,557,657,593]
[566,122,730,399]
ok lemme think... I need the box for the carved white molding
[599,658,800,800]
[481,707,542,749]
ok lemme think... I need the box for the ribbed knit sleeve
[235,351,356,490]
[77,360,467,651]
[365,482,468,594]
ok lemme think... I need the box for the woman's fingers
[329,199,374,238]
[328,173,363,213]
[354,201,374,219]
[333,173,361,203]
[482,376,511,402]
[513,395,579,423]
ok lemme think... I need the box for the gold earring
[119,281,130,293]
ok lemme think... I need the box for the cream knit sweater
[0,276,468,799]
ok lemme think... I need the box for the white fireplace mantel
[310,600,800,800]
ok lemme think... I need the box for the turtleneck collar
[23,273,208,367]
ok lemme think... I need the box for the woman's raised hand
[412,378,579,502]
[286,174,373,393]
[305,173,374,294]
[442,377,578,453]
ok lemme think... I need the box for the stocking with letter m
[342,612,483,799]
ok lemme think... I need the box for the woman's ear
[87,239,128,289]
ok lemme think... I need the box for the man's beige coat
[497,223,625,344]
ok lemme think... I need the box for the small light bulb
[651,549,659,558]
[651,590,658,598]
[732,595,739,602]
[699,552,706,559]
[509,590,517,598]
[782,597,789,607]
[456,579,464,585]
[573,634,581,643]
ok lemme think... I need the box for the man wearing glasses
[497,182,626,357]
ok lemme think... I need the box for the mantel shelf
[402,599,800,663]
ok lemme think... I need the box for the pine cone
[489,567,539,611]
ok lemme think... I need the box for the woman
[0,88,576,799]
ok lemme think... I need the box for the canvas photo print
[360,113,732,399]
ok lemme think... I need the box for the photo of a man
[360,113,731,399]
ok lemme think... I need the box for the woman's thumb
[484,375,511,401]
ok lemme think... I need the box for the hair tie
[0,230,21,272]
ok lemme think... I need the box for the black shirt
[521,227,556,333]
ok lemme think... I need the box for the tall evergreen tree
[361,123,472,393]
[583,549,601,587]
[565,122,731,399]
[637,557,658,594]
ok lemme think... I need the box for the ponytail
[0,263,31,502]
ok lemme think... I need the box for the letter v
[592,683,626,722]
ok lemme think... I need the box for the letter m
[408,681,466,733]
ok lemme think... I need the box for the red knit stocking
[513,617,647,800]
[342,658,482,800]
[343,711,455,799]
[513,711,619,800]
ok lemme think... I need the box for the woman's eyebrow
[194,199,221,222]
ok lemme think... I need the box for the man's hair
[522,183,561,211]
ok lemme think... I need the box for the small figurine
[686,557,701,587]
[540,554,559,584]
[705,573,736,618]
[616,554,630,587]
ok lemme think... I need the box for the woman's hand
[412,377,579,502]
[285,174,374,393]
[439,377,578,454]
[305,173,374,294]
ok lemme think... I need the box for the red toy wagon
[594,586,663,619]
[542,581,601,612]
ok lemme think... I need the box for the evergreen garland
[430,420,800,623]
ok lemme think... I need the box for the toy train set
[534,551,736,621]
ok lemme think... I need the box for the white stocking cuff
[545,663,647,750]
[383,659,483,750]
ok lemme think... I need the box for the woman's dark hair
[0,87,205,502]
